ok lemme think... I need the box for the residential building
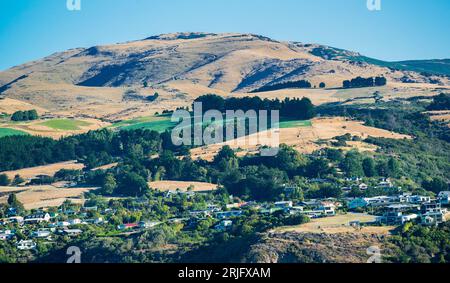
[215,220,233,231]
[0,230,14,240]
[117,223,138,230]
[61,229,83,236]
[24,213,50,224]
[438,191,450,205]
[274,201,293,209]
[17,240,36,250]
[32,229,51,238]
[139,221,161,229]
[216,210,243,219]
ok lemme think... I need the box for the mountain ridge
[0,32,448,119]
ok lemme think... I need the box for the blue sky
[0,0,449,70]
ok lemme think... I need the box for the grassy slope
[0,128,29,138]
[39,119,91,130]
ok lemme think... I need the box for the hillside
[0,32,448,121]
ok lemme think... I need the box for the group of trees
[194,94,316,120]
[427,93,450,111]
[0,128,162,172]
[251,80,312,92]
[342,76,387,89]
[10,110,39,121]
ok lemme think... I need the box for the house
[32,229,51,238]
[421,211,446,226]
[57,221,71,228]
[274,201,293,209]
[139,221,161,229]
[82,206,98,212]
[377,178,393,188]
[421,202,442,214]
[408,195,431,205]
[117,223,138,230]
[207,204,221,212]
[68,219,82,225]
[289,206,305,215]
[260,207,284,215]
[226,202,248,209]
[215,220,232,231]
[378,204,414,225]
[62,229,83,236]
[17,240,36,250]
[438,191,450,205]
[0,230,14,240]
[24,213,50,224]
[93,217,104,224]
[315,203,336,216]
[189,210,211,218]
[216,210,243,219]
[6,208,18,217]
[348,198,369,210]
[359,183,369,190]
[7,216,24,224]
[401,214,418,224]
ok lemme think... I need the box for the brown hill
[0,32,448,120]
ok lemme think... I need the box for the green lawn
[0,128,29,138]
[111,115,171,128]
[39,119,91,130]
[279,120,312,129]
[121,119,178,133]
[113,115,312,134]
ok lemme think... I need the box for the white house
[57,221,71,228]
[215,220,233,231]
[0,230,14,240]
[62,229,83,236]
[24,213,50,224]
[359,183,369,190]
[274,201,293,209]
[69,219,82,225]
[32,229,51,238]
[17,240,36,250]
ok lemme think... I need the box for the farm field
[38,119,91,130]
[148,181,218,192]
[0,117,110,139]
[274,213,395,235]
[0,128,29,138]
[190,117,411,161]
[0,185,97,210]
[0,160,85,180]
[279,120,312,128]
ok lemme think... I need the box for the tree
[12,175,25,186]
[7,193,24,211]
[117,172,149,196]
[423,178,448,194]
[319,82,326,88]
[102,173,117,195]
[341,151,364,177]
[362,158,377,177]
[0,174,10,186]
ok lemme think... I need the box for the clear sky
[0,0,449,70]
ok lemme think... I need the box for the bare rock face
[242,232,393,263]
